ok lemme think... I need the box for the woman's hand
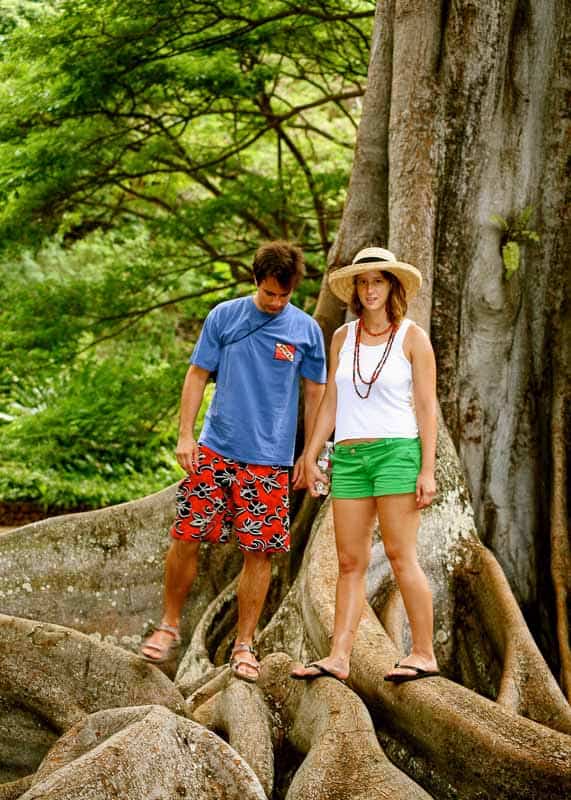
[305,457,330,498]
[416,469,436,509]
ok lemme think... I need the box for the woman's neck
[361,309,390,330]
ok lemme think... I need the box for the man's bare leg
[141,538,200,661]
[230,550,272,680]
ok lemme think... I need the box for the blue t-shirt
[190,296,326,466]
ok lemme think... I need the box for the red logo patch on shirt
[274,342,296,362]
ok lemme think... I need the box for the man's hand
[303,456,329,498]
[176,436,201,474]
[416,470,436,509]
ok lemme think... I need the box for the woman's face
[354,270,391,311]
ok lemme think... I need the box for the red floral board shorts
[170,444,290,553]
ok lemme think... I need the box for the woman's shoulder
[329,321,352,354]
[401,319,432,353]
[333,321,353,343]
[401,318,428,338]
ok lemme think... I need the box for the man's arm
[291,377,326,489]
[175,364,211,473]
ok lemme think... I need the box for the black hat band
[353,256,390,265]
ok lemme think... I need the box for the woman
[290,246,439,684]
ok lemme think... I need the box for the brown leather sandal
[229,642,260,683]
[140,623,181,664]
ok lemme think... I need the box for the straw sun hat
[328,247,422,304]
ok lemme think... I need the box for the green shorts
[331,438,421,499]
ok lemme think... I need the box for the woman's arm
[303,325,347,495]
[291,377,326,489]
[408,324,437,509]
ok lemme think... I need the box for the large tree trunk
[1,1,570,798]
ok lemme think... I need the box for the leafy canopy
[0,0,374,510]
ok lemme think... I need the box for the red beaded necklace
[352,318,396,399]
[361,319,393,337]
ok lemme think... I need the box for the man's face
[254,277,293,314]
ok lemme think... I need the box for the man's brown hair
[252,240,305,290]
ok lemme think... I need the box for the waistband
[335,437,419,451]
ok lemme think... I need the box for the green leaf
[490,214,509,231]
[502,241,520,279]
[517,206,533,227]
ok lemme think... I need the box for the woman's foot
[290,656,349,682]
[384,654,439,683]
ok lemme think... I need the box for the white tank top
[334,318,418,443]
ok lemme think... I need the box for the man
[141,241,327,681]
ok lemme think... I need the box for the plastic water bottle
[314,441,334,495]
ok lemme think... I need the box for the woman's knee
[338,551,369,577]
[384,545,417,576]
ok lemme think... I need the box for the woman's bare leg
[290,496,376,679]
[377,493,438,677]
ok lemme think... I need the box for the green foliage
[0,0,373,253]
[0,0,374,512]
[490,206,541,280]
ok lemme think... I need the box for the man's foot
[289,657,349,682]
[140,623,181,664]
[229,642,260,683]
[383,655,439,683]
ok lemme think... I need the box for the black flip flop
[384,664,440,684]
[290,662,346,684]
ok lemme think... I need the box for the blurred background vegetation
[0,0,374,515]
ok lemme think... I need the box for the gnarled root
[191,674,275,797]
[0,615,187,732]
[20,705,267,800]
[265,653,432,800]
[288,474,571,798]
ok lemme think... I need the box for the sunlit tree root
[191,676,275,797]
[286,474,571,798]
[0,486,245,653]
[266,653,433,800]
[0,613,187,783]
[0,487,177,643]
[17,705,267,800]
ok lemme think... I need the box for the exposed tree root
[288,479,571,799]
[1,435,569,798]
[0,615,187,731]
[0,485,243,657]
[265,653,432,800]
[19,705,267,800]
[175,576,238,690]
[192,677,275,796]
[550,372,571,700]
[461,542,571,730]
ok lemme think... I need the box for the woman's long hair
[349,270,408,324]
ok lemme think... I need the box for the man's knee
[241,549,271,572]
[169,537,201,561]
